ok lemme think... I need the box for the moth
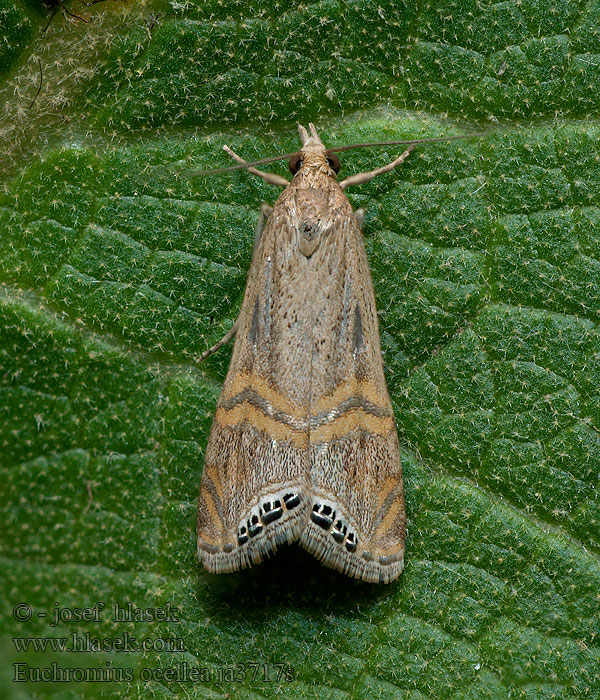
[196,124,476,582]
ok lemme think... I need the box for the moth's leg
[253,203,273,253]
[44,6,59,31]
[197,322,238,363]
[339,145,416,190]
[223,146,289,187]
[354,208,365,231]
[60,2,90,23]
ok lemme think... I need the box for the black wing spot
[311,503,336,530]
[237,524,249,546]
[332,519,347,543]
[248,513,263,538]
[345,532,358,553]
[283,493,301,510]
[260,499,284,524]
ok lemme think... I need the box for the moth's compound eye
[288,155,303,174]
[327,153,341,174]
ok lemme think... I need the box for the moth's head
[289,123,340,179]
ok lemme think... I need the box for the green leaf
[1,2,599,699]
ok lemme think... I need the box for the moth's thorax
[284,157,348,259]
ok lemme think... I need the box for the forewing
[197,199,312,573]
[299,206,406,583]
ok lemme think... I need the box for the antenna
[190,132,486,176]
